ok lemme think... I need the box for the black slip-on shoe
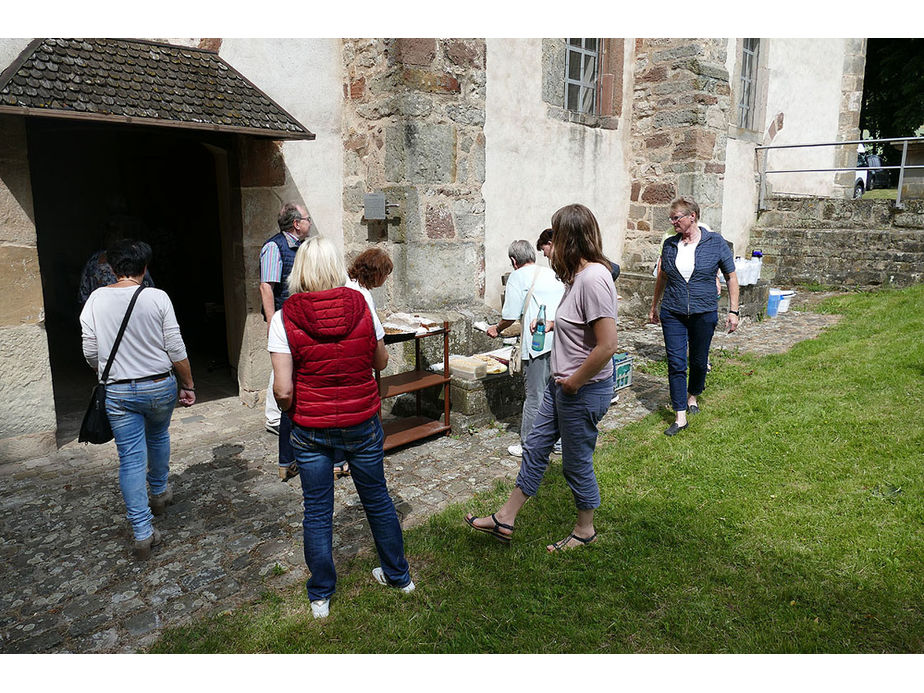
[687,405,700,415]
[664,422,688,436]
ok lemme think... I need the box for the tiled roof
[0,38,314,140]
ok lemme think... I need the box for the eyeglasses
[297,216,312,223]
[669,213,691,223]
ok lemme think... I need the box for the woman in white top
[648,197,739,436]
[80,239,195,559]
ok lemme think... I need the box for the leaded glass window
[565,38,599,115]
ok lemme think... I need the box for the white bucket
[778,290,795,313]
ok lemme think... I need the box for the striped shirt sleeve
[259,242,283,283]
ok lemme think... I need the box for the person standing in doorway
[260,203,313,475]
[487,239,565,457]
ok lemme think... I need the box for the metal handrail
[755,136,924,210]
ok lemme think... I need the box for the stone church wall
[623,38,732,274]
[0,115,57,461]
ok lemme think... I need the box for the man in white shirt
[488,240,565,456]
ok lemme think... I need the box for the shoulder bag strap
[99,284,146,384]
[519,269,539,324]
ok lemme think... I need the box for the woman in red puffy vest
[268,237,414,620]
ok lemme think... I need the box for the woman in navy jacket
[649,197,740,436]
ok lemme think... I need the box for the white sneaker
[610,392,620,405]
[372,566,415,594]
[552,443,562,455]
[507,444,523,457]
[310,598,330,619]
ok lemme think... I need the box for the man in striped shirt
[260,203,313,434]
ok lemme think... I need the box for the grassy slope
[152,285,924,653]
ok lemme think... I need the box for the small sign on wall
[364,193,386,220]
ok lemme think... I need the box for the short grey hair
[507,240,536,266]
[277,202,304,234]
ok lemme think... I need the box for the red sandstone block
[598,73,615,117]
[426,206,455,239]
[349,76,366,99]
[638,65,668,83]
[197,38,222,52]
[396,38,436,66]
[446,39,484,68]
[641,183,676,204]
[344,133,367,152]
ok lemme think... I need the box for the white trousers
[265,369,281,426]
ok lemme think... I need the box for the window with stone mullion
[566,38,599,115]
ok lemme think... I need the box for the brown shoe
[133,528,162,560]
[279,462,299,482]
[149,486,173,516]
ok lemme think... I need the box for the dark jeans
[279,410,295,466]
[290,415,410,601]
[660,309,718,411]
[281,410,343,468]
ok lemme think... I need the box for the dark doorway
[26,119,238,444]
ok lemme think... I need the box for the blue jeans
[105,374,178,541]
[280,410,344,469]
[290,415,410,601]
[660,309,718,411]
[516,378,611,510]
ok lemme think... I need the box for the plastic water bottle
[531,305,546,351]
[751,250,763,283]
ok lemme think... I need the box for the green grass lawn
[151,285,924,653]
[862,188,898,200]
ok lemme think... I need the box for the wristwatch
[728,310,740,316]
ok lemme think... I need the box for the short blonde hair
[287,237,347,294]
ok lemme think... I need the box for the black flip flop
[547,532,598,553]
[464,513,514,543]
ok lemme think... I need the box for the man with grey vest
[260,202,313,436]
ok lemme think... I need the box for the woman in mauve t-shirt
[465,203,619,552]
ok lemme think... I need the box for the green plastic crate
[612,353,632,391]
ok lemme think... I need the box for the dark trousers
[279,410,295,467]
[660,309,717,412]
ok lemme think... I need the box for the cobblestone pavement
[0,301,841,653]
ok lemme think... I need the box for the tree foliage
[861,38,924,144]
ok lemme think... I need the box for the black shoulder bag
[79,285,146,444]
